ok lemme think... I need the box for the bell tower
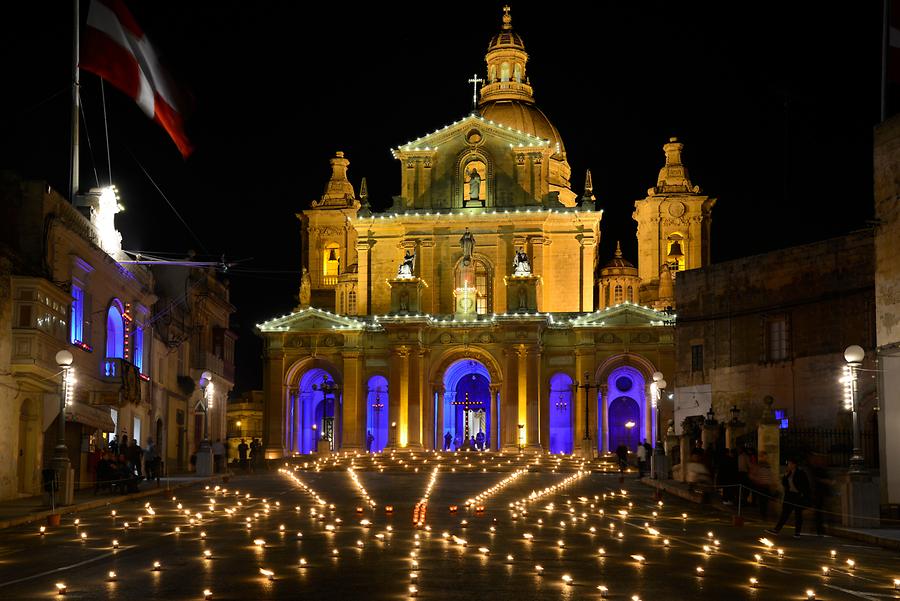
[633,137,716,309]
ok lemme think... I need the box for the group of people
[235,437,263,472]
[443,430,487,451]
[92,434,161,493]
[682,441,832,537]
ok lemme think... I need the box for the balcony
[322,275,338,286]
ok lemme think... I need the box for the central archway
[291,367,342,454]
[441,359,492,450]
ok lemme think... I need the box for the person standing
[237,439,249,472]
[128,438,143,480]
[144,437,160,483]
[767,458,811,537]
[249,438,261,472]
[212,439,226,473]
[366,430,375,453]
[615,444,629,473]
[636,440,648,478]
[444,431,452,451]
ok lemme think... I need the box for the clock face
[667,202,686,217]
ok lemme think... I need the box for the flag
[81,0,193,157]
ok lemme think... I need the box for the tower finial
[502,5,512,30]
[615,241,623,259]
[580,168,596,205]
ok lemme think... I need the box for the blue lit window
[106,305,124,359]
[774,409,789,429]
[70,286,84,343]
[133,326,144,373]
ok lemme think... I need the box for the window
[456,258,492,315]
[513,63,522,82]
[133,416,142,446]
[603,285,610,307]
[626,286,634,303]
[691,344,703,372]
[70,285,84,343]
[339,293,344,314]
[500,62,509,81]
[348,290,357,315]
[766,317,789,362]
[488,65,496,82]
[106,304,124,359]
[666,234,686,271]
[613,285,623,304]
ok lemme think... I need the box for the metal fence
[780,428,879,468]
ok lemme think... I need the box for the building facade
[0,173,236,501]
[874,114,900,508]
[673,230,877,442]
[257,9,712,457]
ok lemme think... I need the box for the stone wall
[675,229,876,428]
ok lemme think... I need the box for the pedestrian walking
[636,440,648,478]
[144,437,161,484]
[766,458,811,537]
[238,438,249,472]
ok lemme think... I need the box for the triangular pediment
[571,302,674,328]
[257,307,365,333]
[393,113,551,155]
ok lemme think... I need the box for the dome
[479,100,566,156]
[488,30,525,51]
[601,242,637,273]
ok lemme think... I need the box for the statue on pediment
[397,249,416,279]
[512,247,532,275]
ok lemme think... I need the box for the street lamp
[651,372,667,454]
[195,370,214,476]
[51,349,75,505]
[843,345,866,474]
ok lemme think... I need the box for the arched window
[456,258,492,315]
[500,62,510,81]
[348,290,357,315]
[463,158,487,207]
[513,63,522,82]
[614,285,623,304]
[339,293,345,314]
[603,285,610,307]
[106,304,124,359]
[666,233,686,272]
[323,242,340,285]
[626,286,634,303]
[488,65,496,82]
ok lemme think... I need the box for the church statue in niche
[463,161,486,207]
[512,247,532,276]
[298,267,311,308]
[460,228,476,267]
[396,249,416,279]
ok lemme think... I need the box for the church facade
[258,8,714,458]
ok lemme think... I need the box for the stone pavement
[0,474,226,530]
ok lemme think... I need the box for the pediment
[257,307,365,333]
[392,113,550,156]
[571,302,674,328]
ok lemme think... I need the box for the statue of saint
[397,249,416,279]
[399,290,410,312]
[467,167,482,200]
[512,247,532,275]
[459,228,476,266]
[517,285,528,310]
[298,267,311,308]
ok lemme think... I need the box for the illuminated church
[257,7,715,458]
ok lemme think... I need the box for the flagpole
[883,0,889,123]
[69,0,80,201]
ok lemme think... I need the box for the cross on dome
[468,73,484,109]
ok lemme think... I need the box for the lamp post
[843,345,866,474]
[651,372,667,455]
[51,350,75,505]
[313,376,340,451]
[195,370,214,476]
[573,372,599,459]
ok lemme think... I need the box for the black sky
[0,1,884,393]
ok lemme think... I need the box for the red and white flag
[81,0,193,157]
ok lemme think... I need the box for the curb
[0,474,225,531]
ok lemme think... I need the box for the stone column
[291,388,300,453]
[435,384,445,450]
[406,348,424,450]
[356,239,372,316]
[385,349,403,450]
[599,384,609,453]
[725,420,745,450]
[340,350,364,450]
[580,236,597,312]
[263,349,286,459]
[490,383,501,451]
[526,346,542,451]
[645,383,654,446]
[502,348,520,452]
[757,396,781,493]
[419,239,436,313]
[397,347,411,448]
[531,237,545,311]
[702,417,719,453]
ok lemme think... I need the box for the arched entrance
[548,372,573,454]
[608,396,640,452]
[366,375,388,453]
[442,359,492,450]
[601,365,648,452]
[291,367,342,454]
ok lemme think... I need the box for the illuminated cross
[468,73,484,109]
[451,391,484,444]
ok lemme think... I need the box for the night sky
[0,2,884,393]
